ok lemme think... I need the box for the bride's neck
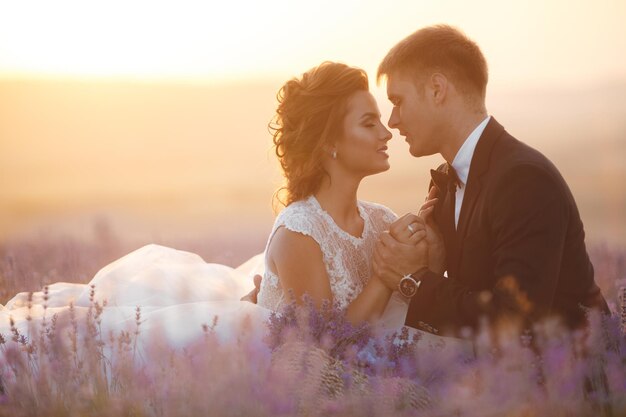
[314,177,361,224]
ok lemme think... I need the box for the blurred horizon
[1,76,625,251]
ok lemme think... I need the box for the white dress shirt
[451,116,491,228]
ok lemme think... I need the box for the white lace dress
[258,196,412,328]
[258,196,392,307]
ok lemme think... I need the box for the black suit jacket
[405,118,609,334]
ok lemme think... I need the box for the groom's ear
[430,73,448,104]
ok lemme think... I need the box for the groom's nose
[388,107,400,129]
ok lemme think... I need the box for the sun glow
[0,0,378,81]
[1,0,625,86]
[0,0,302,80]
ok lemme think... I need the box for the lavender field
[0,232,624,416]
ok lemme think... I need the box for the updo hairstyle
[270,62,369,207]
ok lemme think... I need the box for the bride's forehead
[345,91,379,115]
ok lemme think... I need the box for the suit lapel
[452,118,505,271]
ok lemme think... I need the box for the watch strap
[409,267,430,283]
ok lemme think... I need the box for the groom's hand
[240,274,262,304]
[373,231,428,291]
[418,186,446,274]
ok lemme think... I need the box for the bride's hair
[270,61,369,207]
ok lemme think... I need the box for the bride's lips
[377,146,389,157]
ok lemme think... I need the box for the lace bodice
[257,196,397,311]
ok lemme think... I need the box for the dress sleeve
[285,204,321,236]
[265,202,326,254]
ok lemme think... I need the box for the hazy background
[1,0,625,265]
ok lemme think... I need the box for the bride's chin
[353,163,390,178]
[369,164,391,175]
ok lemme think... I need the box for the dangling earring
[332,150,337,159]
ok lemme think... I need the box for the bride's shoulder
[272,196,322,231]
[275,197,317,219]
[359,200,398,224]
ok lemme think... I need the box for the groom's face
[386,72,440,157]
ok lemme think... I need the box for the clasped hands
[241,188,446,303]
[373,187,446,292]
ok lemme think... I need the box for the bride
[0,62,449,351]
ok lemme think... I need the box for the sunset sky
[1,0,625,87]
[1,0,625,249]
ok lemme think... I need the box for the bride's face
[335,90,392,177]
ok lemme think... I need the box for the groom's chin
[408,147,427,158]
[408,143,437,159]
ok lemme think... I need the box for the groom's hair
[377,25,488,100]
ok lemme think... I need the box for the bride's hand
[419,186,446,275]
[389,213,427,245]
[240,274,262,304]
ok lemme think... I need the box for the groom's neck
[440,105,488,163]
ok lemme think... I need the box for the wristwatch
[398,267,429,298]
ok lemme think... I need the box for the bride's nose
[380,127,392,142]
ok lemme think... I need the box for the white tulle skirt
[0,244,272,351]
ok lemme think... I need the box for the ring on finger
[407,223,416,234]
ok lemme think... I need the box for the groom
[372,25,609,335]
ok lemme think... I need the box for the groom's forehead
[387,72,423,95]
[386,75,409,96]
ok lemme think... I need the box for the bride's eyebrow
[359,112,380,121]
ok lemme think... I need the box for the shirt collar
[451,115,491,186]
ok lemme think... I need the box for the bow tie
[430,163,461,193]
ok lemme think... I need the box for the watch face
[399,276,418,298]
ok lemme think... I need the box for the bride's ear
[323,144,338,160]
